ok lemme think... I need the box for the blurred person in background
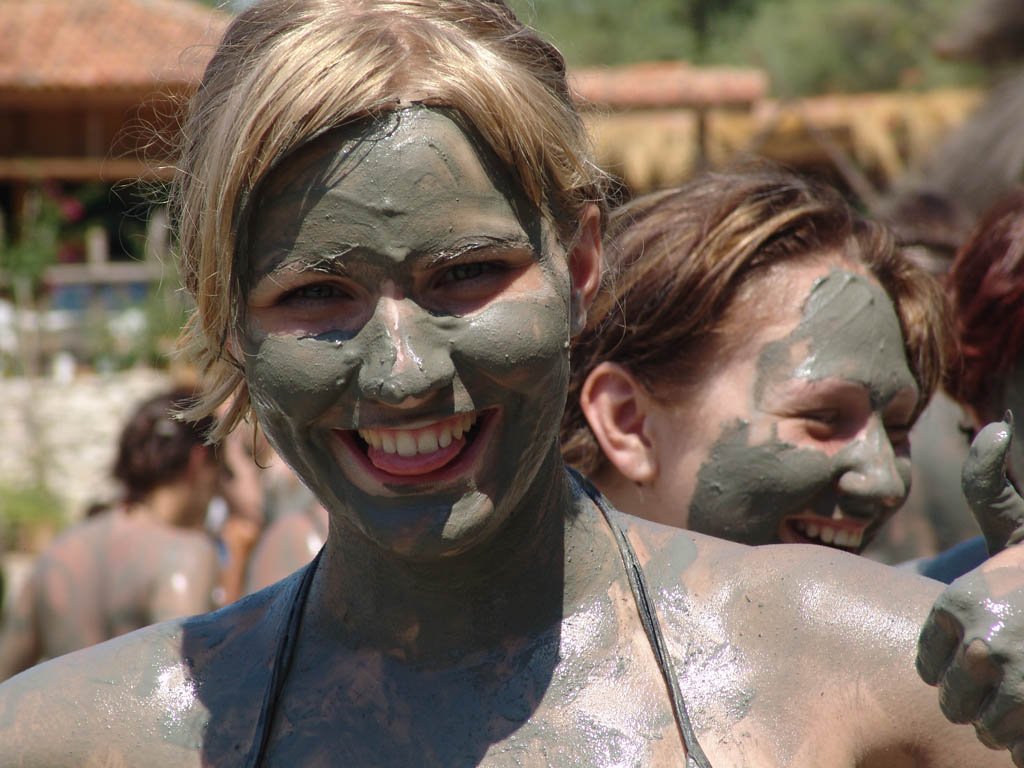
[234,424,325,595]
[0,387,221,680]
[243,497,327,594]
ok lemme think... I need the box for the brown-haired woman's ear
[579,361,658,485]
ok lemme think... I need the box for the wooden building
[0,0,227,290]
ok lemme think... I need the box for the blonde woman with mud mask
[1,2,1023,766]
[563,170,943,556]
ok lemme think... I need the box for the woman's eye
[285,283,349,301]
[803,410,839,426]
[798,410,842,440]
[438,262,497,284]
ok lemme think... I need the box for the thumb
[962,412,1024,554]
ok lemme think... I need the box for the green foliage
[705,0,984,96]
[0,189,60,295]
[508,0,984,96]
[508,0,699,65]
[0,482,65,530]
[136,281,190,368]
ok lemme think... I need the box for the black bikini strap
[247,547,323,768]
[569,469,714,768]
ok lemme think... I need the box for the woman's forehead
[750,266,914,401]
[260,110,489,194]
[242,107,548,278]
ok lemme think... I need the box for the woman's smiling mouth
[358,413,478,475]
[336,410,495,487]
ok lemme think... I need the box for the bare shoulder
[0,573,302,767]
[620,512,942,621]
[140,517,219,555]
[617,517,1002,767]
[0,618,198,766]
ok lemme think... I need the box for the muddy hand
[917,413,1024,765]
[962,413,1024,556]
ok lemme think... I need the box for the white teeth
[792,518,864,550]
[396,432,417,457]
[417,431,439,453]
[357,413,478,457]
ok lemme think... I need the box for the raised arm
[917,415,1024,765]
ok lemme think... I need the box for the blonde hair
[173,0,606,440]
[562,168,951,476]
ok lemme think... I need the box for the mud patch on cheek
[688,420,834,544]
[455,293,570,388]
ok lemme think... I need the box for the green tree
[705,0,980,96]
[508,0,980,95]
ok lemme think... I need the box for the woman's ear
[568,204,603,336]
[579,362,658,484]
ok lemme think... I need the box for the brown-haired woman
[563,167,946,555]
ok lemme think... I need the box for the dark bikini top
[246,471,713,768]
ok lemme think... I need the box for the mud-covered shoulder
[0,616,197,766]
[612,519,993,766]
[0,572,305,767]
[618,510,944,620]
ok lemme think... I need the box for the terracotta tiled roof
[570,61,768,110]
[0,0,229,92]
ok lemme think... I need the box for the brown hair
[113,388,215,505]
[172,0,606,441]
[946,187,1024,420]
[562,167,951,476]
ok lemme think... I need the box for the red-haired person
[917,188,1024,764]
[906,188,1024,580]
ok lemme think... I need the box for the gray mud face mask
[238,107,577,560]
[686,269,917,550]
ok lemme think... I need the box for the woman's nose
[836,420,910,509]
[355,294,455,405]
